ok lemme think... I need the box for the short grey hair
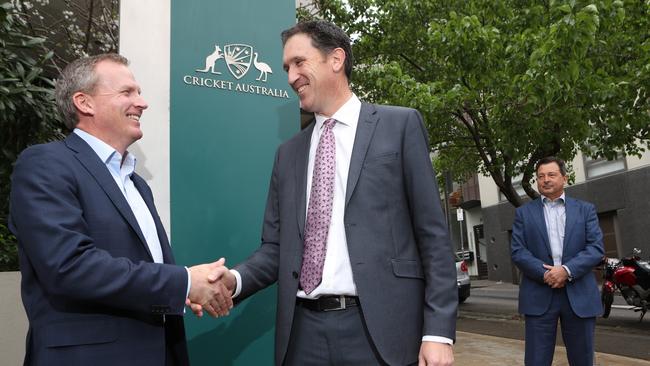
[55,53,129,130]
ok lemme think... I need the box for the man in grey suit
[203,20,457,365]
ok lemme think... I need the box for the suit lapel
[132,175,175,264]
[65,134,153,261]
[345,103,379,206]
[531,198,553,258]
[562,197,577,256]
[295,122,315,239]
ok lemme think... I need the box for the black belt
[297,295,359,312]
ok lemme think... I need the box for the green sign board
[170,2,298,364]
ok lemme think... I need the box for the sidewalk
[456,279,649,365]
[454,331,650,365]
[471,279,519,292]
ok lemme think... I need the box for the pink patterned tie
[300,118,336,294]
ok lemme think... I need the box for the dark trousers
[525,288,596,366]
[283,303,388,366]
[165,316,189,366]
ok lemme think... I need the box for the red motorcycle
[601,248,650,321]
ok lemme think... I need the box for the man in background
[511,156,604,365]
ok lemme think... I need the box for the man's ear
[72,92,94,116]
[329,47,346,74]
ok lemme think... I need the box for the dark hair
[55,53,129,130]
[281,20,353,81]
[535,156,567,176]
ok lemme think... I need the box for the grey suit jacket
[235,103,457,366]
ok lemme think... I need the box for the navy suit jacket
[511,196,604,318]
[9,133,189,366]
[234,103,457,366]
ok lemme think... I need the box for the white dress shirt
[231,96,361,298]
[296,94,361,299]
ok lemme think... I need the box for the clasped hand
[187,258,236,318]
[542,264,568,288]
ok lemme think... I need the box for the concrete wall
[477,173,499,207]
[0,272,27,365]
[483,202,517,282]
[572,151,587,182]
[120,0,172,235]
[627,151,650,170]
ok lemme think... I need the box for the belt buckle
[323,295,346,312]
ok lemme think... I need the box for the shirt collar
[314,94,361,131]
[74,128,136,175]
[542,193,565,205]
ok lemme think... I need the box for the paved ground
[454,279,650,365]
[454,331,650,365]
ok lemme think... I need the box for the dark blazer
[511,196,604,318]
[235,103,457,366]
[9,133,189,366]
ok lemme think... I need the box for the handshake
[186,258,237,318]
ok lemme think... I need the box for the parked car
[456,256,471,303]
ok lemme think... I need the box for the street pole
[457,208,465,253]
[444,170,455,248]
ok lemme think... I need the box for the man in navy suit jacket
[511,156,604,366]
[9,54,231,366]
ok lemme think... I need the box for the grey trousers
[283,303,388,366]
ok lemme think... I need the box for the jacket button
[292,271,299,279]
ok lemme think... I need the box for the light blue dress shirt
[73,128,164,263]
[541,193,574,280]
[74,129,191,301]
[542,193,566,267]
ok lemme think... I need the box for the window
[583,151,626,179]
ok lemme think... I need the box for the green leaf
[15,62,25,78]
[569,61,579,82]
[23,37,45,47]
[582,4,598,14]
[25,67,41,83]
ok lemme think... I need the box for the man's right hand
[543,264,568,288]
[187,265,237,318]
[188,258,234,317]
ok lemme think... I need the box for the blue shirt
[73,128,164,263]
[542,193,566,267]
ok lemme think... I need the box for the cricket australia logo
[184,42,289,99]
[196,43,272,82]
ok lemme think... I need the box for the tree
[0,0,119,270]
[302,0,650,207]
[0,2,65,270]
[12,0,119,73]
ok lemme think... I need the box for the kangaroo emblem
[196,45,224,74]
